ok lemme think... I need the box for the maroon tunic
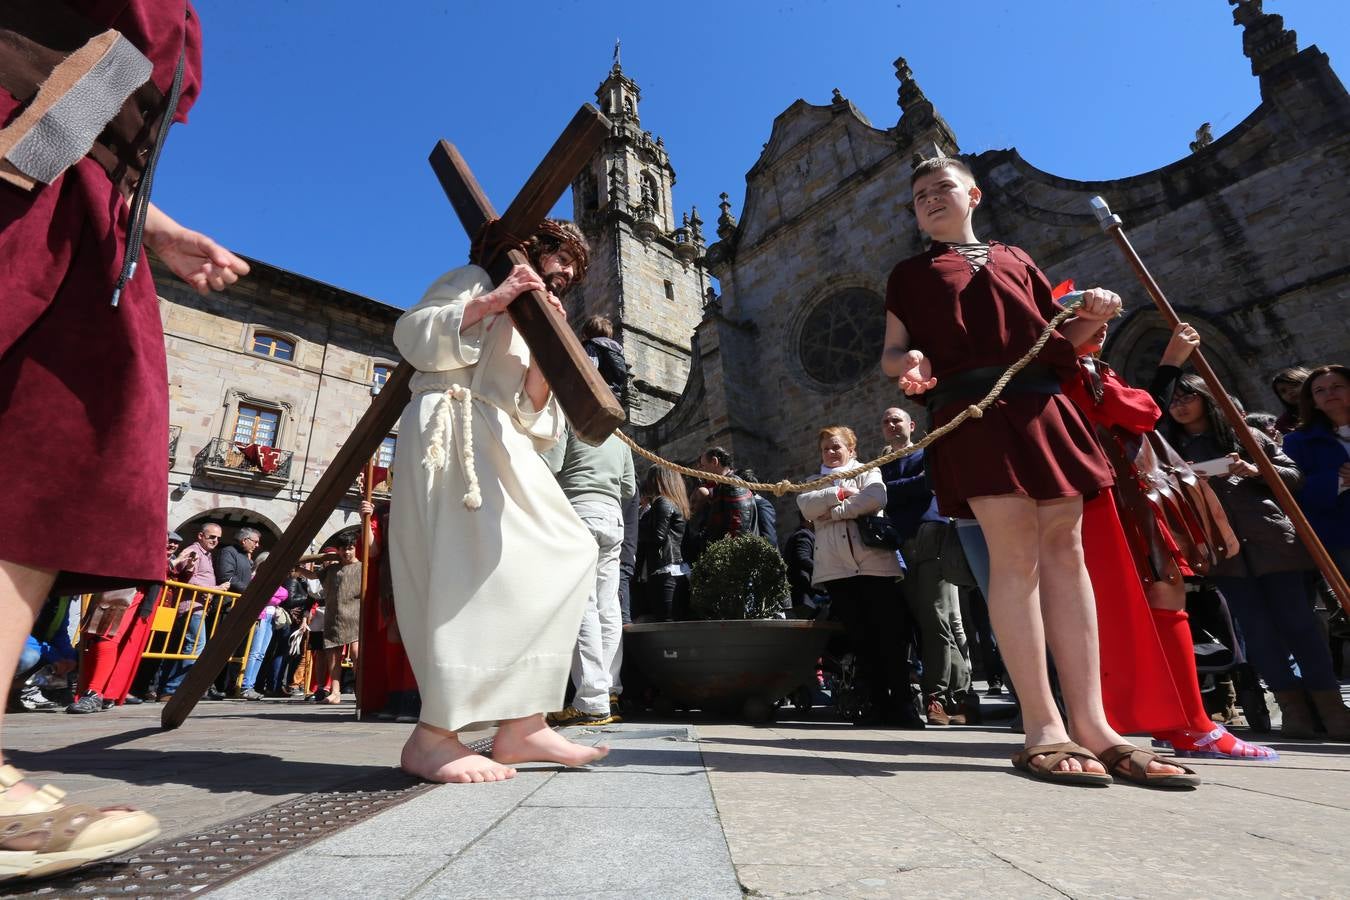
[884,242,1113,518]
[0,2,203,592]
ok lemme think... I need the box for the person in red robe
[1066,320,1276,760]
[357,498,420,722]
[0,2,248,880]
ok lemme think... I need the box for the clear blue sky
[154,1,1348,308]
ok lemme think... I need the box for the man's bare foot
[493,713,610,767]
[400,723,517,784]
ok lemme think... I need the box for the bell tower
[567,47,709,426]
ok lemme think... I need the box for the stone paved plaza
[5,694,1349,898]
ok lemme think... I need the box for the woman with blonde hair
[797,426,914,726]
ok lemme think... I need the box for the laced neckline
[947,241,991,273]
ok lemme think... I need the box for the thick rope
[616,299,1085,497]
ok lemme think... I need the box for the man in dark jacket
[216,527,260,594]
[686,448,759,562]
[880,408,973,725]
[736,467,778,548]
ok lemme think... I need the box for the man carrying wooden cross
[389,219,611,783]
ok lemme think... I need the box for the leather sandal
[1010,742,1113,787]
[1097,744,1201,790]
[0,764,160,883]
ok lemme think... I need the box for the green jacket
[541,426,636,508]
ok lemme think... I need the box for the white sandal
[0,764,160,883]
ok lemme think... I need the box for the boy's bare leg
[492,713,610,767]
[1036,497,1184,776]
[400,722,517,783]
[969,495,1095,774]
[0,560,58,797]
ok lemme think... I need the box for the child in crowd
[881,156,1196,788]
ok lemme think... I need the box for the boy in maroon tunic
[0,1,249,880]
[881,157,1196,788]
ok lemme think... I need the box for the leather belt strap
[925,363,1062,415]
[0,0,165,197]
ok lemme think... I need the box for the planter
[624,619,843,722]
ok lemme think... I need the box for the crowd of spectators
[9,323,1348,744]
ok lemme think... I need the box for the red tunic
[0,3,202,592]
[885,243,1113,518]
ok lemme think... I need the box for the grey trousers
[902,521,971,704]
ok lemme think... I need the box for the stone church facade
[629,1,1350,523]
[157,2,1346,544]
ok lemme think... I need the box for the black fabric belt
[924,363,1062,415]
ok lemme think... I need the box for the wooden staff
[1091,196,1350,614]
[355,457,375,717]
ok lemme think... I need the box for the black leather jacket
[637,497,686,580]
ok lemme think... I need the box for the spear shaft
[1091,196,1350,614]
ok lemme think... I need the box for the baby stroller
[1185,581,1272,734]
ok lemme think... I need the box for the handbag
[936,521,978,589]
[855,515,902,550]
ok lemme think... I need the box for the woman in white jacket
[797,426,908,725]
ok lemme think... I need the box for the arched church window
[796,288,886,388]
[578,169,598,211]
[640,172,660,213]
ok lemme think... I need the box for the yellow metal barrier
[141,581,256,678]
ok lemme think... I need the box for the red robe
[0,3,203,592]
[357,504,417,718]
[1065,363,1191,735]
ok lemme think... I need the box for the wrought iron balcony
[193,437,293,489]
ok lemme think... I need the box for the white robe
[389,265,595,731]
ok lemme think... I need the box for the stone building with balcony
[160,256,400,552]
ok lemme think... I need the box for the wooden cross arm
[429,104,624,445]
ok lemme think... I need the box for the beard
[543,270,571,296]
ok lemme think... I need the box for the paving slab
[7,691,1350,898]
[696,717,1350,899]
[214,722,740,900]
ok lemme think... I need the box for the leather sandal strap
[0,765,67,815]
[0,803,105,853]
[1101,743,1178,777]
[1017,742,1101,772]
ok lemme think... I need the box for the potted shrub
[624,534,841,721]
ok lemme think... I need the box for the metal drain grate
[11,769,434,898]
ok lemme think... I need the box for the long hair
[642,466,690,519]
[524,219,589,293]
[1162,373,1242,455]
[1297,364,1350,432]
[1271,365,1310,413]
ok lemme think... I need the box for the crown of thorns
[470,218,589,286]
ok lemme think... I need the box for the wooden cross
[161,104,625,729]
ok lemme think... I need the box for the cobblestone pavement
[5,691,1349,898]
